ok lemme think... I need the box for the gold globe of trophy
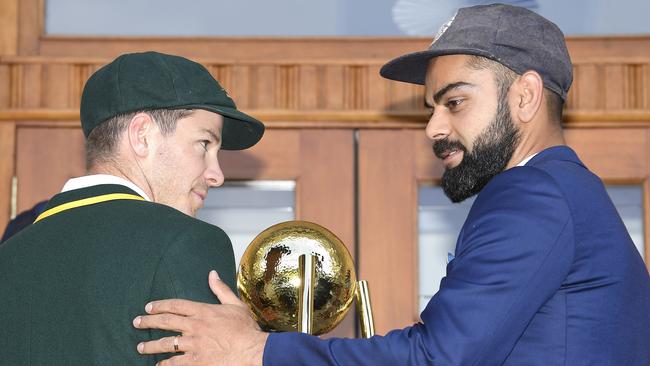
[238,220,375,337]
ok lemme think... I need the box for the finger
[208,270,241,305]
[145,298,206,316]
[133,313,193,333]
[137,335,193,355]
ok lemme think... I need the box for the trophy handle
[355,280,375,338]
[298,254,316,334]
[297,253,375,338]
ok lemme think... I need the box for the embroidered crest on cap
[431,11,457,46]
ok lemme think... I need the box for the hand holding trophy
[238,220,375,337]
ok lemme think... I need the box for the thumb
[208,270,241,305]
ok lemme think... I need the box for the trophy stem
[298,254,316,334]
[355,280,375,338]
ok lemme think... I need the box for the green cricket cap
[80,51,264,150]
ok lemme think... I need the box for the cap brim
[218,108,265,151]
[184,104,265,150]
[380,48,496,85]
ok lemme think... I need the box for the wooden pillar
[17,0,43,55]
[644,128,650,272]
[0,0,19,230]
[298,129,356,338]
[0,122,16,231]
[642,176,650,272]
[0,0,19,55]
[358,130,418,334]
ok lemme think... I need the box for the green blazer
[0,184,237,365]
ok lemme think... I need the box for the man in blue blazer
[133,4,650,365]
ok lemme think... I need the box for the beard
[433,98,520,203]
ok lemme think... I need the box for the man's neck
[506,125,565,169]
[88,163,155,201]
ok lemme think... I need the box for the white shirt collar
[61,174,152,201]
[517,153,539,167]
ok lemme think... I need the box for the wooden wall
[1,0,649,335]
[2,54,650,121]
[3,49,650,223]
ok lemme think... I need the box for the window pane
[44,0,402,36]
[417,187,474,313]
[606,185,645,257]
[45,0,650,36]
[197,181,295,267]
[417,184,645,313]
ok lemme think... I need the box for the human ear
[127,113,155,158]
[513,71,544,123]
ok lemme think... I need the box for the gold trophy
[238,220,375,337]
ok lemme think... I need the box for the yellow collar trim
[34,193,145,223]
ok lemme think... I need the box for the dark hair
[465,56,564,122]
[85,109,193,170]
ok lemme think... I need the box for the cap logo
[431,11,457,46]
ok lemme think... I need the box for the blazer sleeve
[150,222,237,303]
[263,167,575,366]
[148,222,237,363]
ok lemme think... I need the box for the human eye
[445,98,464,111]
[200,140,210,152]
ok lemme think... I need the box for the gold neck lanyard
[34,193,145,223]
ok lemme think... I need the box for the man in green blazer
[0,51,264,365]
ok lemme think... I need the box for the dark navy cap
[380,3,573,100]
[81,51,264,150]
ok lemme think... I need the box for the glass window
[418,186,474,312]
[197,181,295,267]
[418,184,645,313]
[607,186,645,256]
[45,0,650,37]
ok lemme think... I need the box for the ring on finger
[173,335,180,352]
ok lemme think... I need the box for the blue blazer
[263,146,650,365]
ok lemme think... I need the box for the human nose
[205,157,225,188]
[425,111,451,142]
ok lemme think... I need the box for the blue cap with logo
[380,3,573,100]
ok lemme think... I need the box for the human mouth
[192,190,206,202]
[433,139,466,168]
[439,148,459,160]
[440,149,463,167]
